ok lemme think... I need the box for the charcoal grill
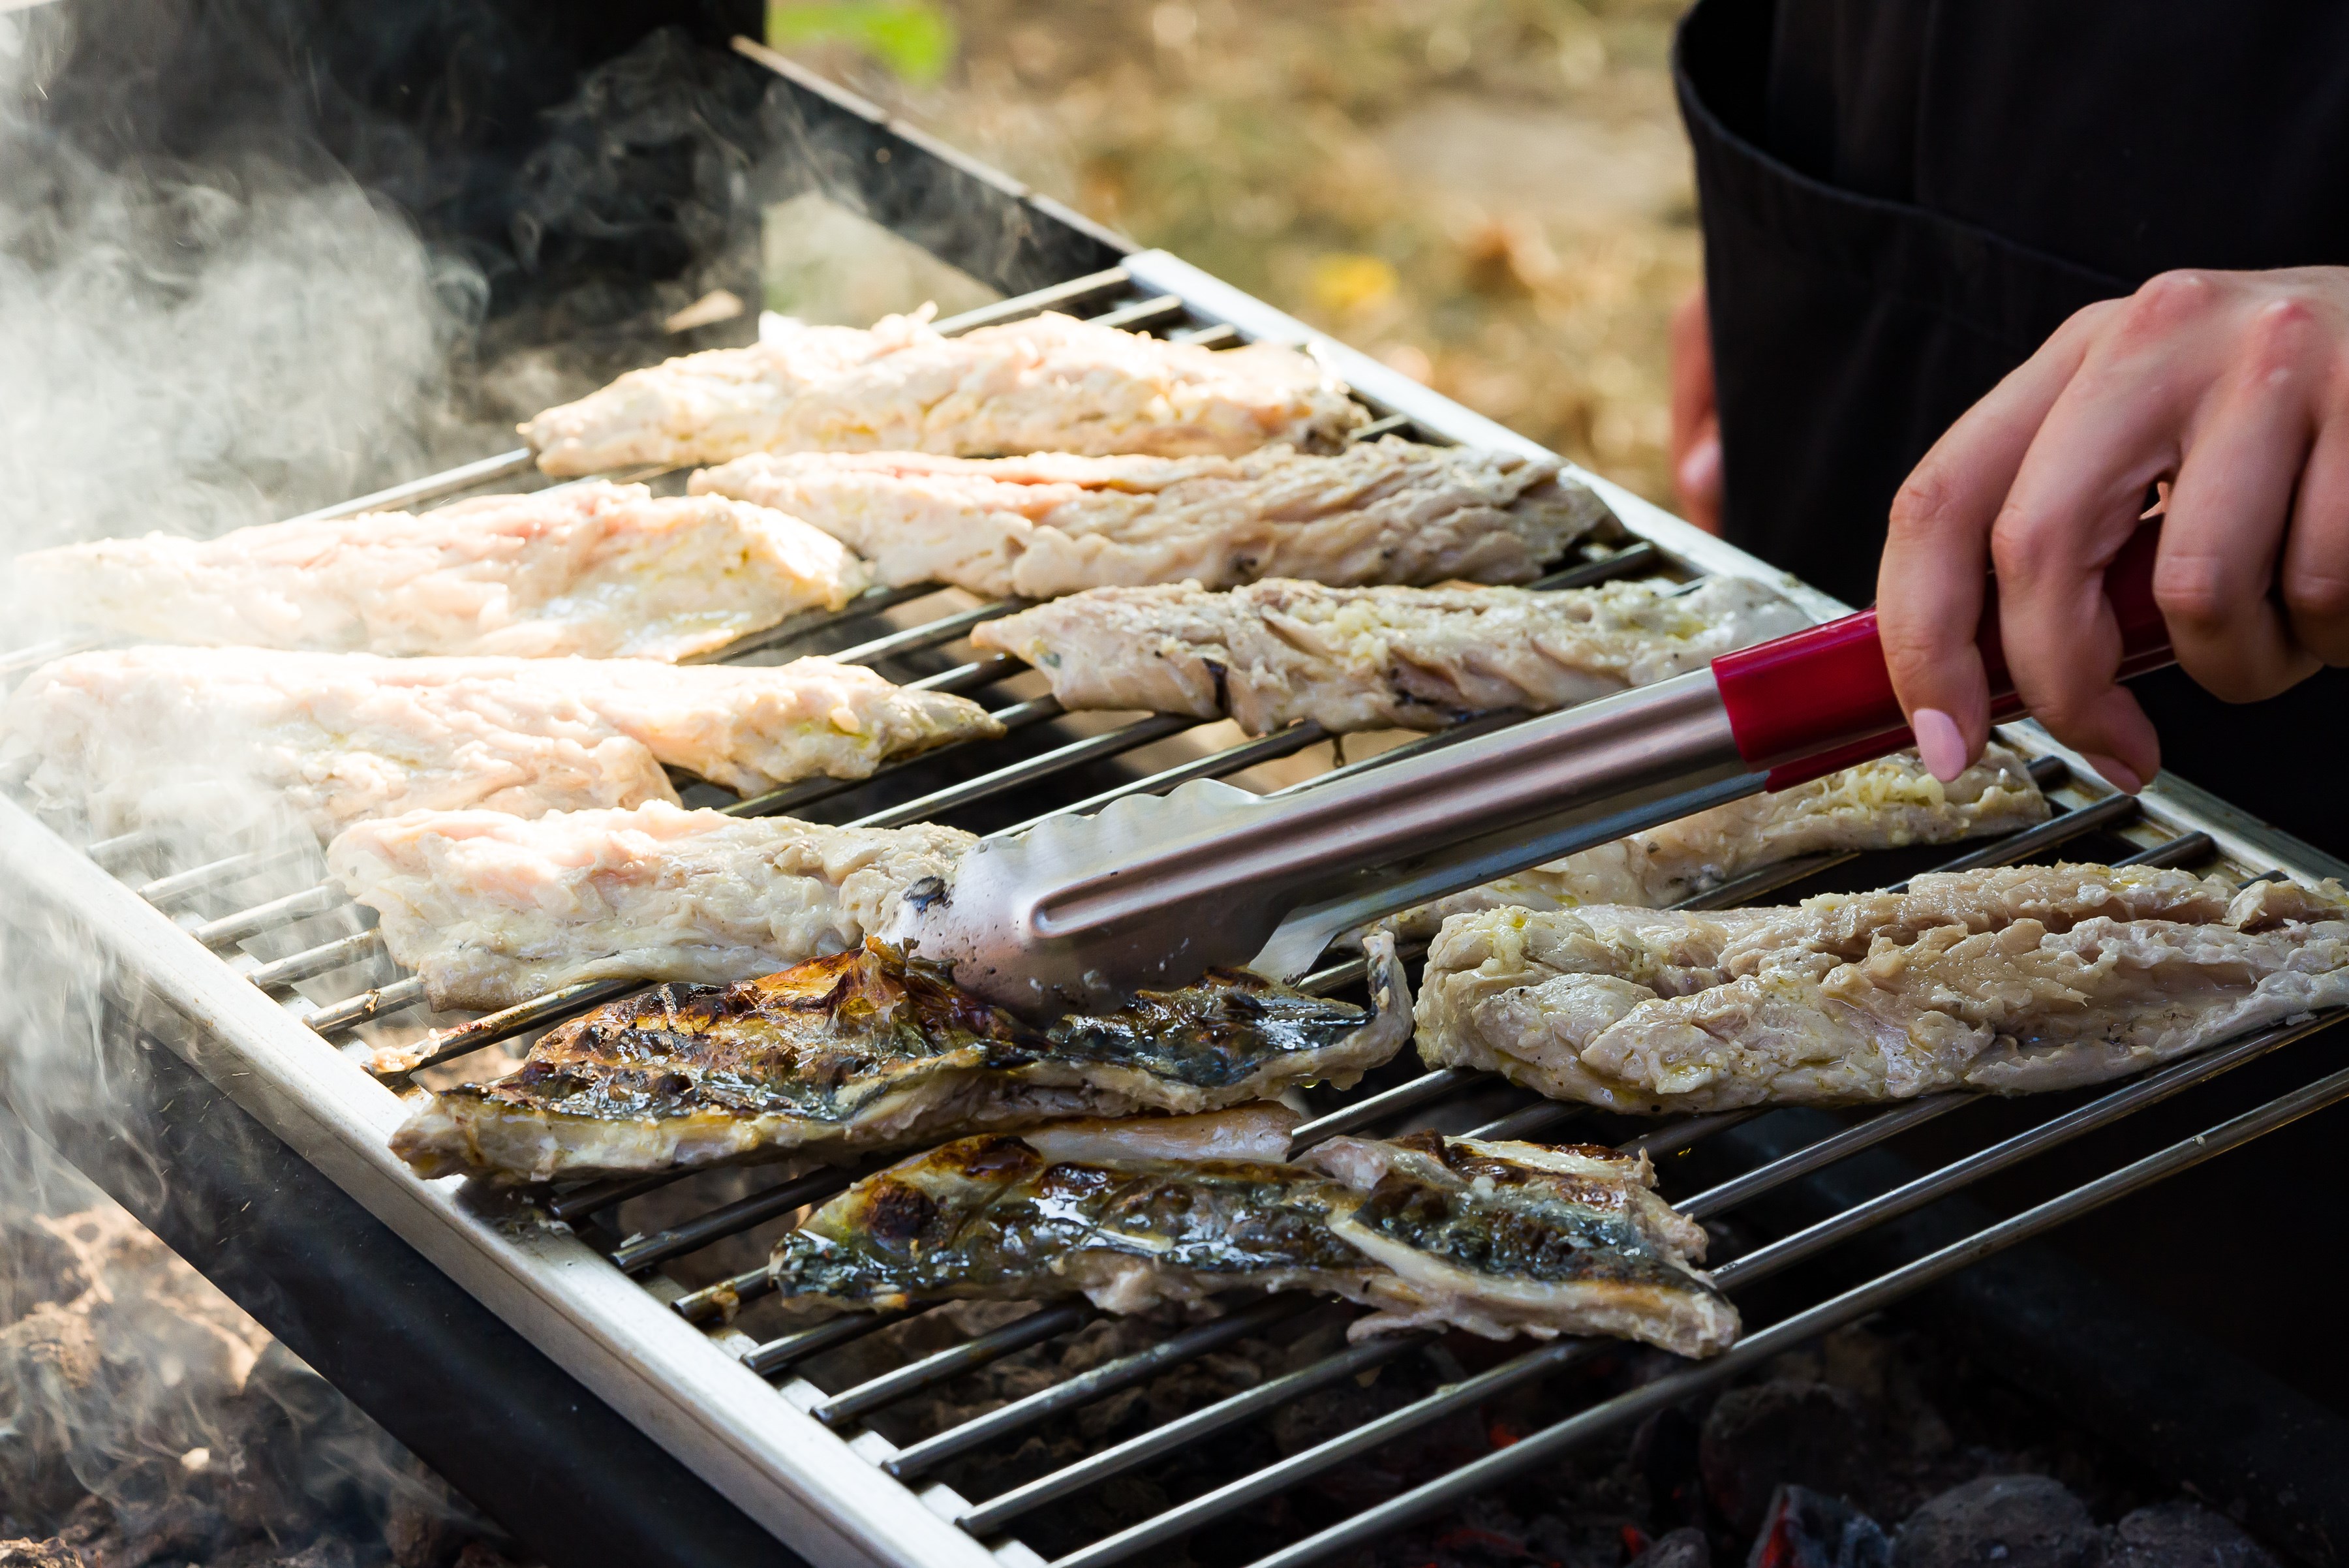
[7,23,2349,1568]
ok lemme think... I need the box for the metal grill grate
[11,260,2349,1568]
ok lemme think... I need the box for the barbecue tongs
[896,525,2176,1017]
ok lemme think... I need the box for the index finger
[1879,303,2115,778]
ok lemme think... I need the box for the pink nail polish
[1912,708,1968,782]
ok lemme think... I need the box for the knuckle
[1888,465,1956,536]
[1988,503,2065,580]
[2153,558,2232,625]
[2128,269,2219,331]
[2284,567,2349,623]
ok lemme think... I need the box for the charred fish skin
[771,1136,1370,1313]
[767,1114,1738,1356]
[391,942,1404,1182]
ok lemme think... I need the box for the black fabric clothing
[1675,0,2349,860]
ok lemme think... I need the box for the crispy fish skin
[688,440,1616,598]
[523,311,1366,476]
[392,936,1413,1182]
[8,483,867,660]
[330,803,974,1010]
[1,647,996,837]
[1360,745,2048,942]
[1417,864,2349,1113]
[767,1109,1737,1355]
[969,575,1809,735]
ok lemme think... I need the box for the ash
[791,1300,2282,1568]
[0,1132,529,1568]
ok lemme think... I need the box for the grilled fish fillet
[970,576,1809,734]
[1417,864,2349,1113]
[3,648,996,838]
[523,311,1365,476]
[7,483,868,661]
[392,935,1413,1182]
[766,1107,1738,1355]
[688,439,1616,598]
[329,802,974,1010]
[1362,745,2049,942]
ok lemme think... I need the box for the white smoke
[0,5,500,559]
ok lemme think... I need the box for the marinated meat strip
[330,802,973,1010]
[688,439,1615,598]
[767,1107,1738,1355]
[1417,864,2349,1113]
[8,482,867,660]
[523,310,1364,476]
[2,647,996,837]
[392,935,1413,1182]
[1362,745,2048,942]
[969,575,1808,734]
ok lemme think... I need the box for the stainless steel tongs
[895,526,2173,1017]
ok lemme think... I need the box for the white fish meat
[2,647,996,837]
[767,1107,1738,1355]
[1363,745,2049,942]
[524,310,1365,476]
[970,575,1809,734]
[8,482,868,662]
[329,801,974,1010]
[1416,865,2349,1113]
[688,439,1615,598]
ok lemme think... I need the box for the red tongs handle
[1712,523,2175,790]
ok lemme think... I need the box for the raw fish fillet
[8,482,867,660]
[970,575,1808,734]
[1416,865,2349,1113]
[330,802,974,1009]
[525,311,1364,475]
[690,439,1614,597]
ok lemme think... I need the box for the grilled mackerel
[523,311,1365,476]
[3,647,994,837]
[8,483,868,661]
[767,1107,1738,1355]
[688,440,1615,598]
[1417,865,2349,1113]
[970,576,1807,734]
[393,936,1413,1182]
[330,803,972,1009]
[1362,745,2048,942]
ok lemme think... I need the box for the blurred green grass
[771,0,1695,503]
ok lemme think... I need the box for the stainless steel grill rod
[885,1296,1312,1483]
[847,713,1196,831]
[723,696,1067,820]
[957,1331,1427,1537]
[1246,1055,2349,1568]
[610,1158,889,1274]
[814,1302,1098,1429]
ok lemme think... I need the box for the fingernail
[1912,707,1969,782]
[2085,753,2145,795]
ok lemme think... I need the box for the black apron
[1676,0,2349,861]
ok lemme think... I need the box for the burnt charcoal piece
[1747,1487,1891,1568]
[1701,1381,1882,1535]
[1634,1526,1712,1568]
[2109,1504,2277,1568]
[1894,1477,2104,1568]
[0,1542,80,1568]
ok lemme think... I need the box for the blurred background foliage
[766,0,1697,503]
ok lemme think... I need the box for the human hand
[1669,286,1723,534]
[1879,267,2349,793]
